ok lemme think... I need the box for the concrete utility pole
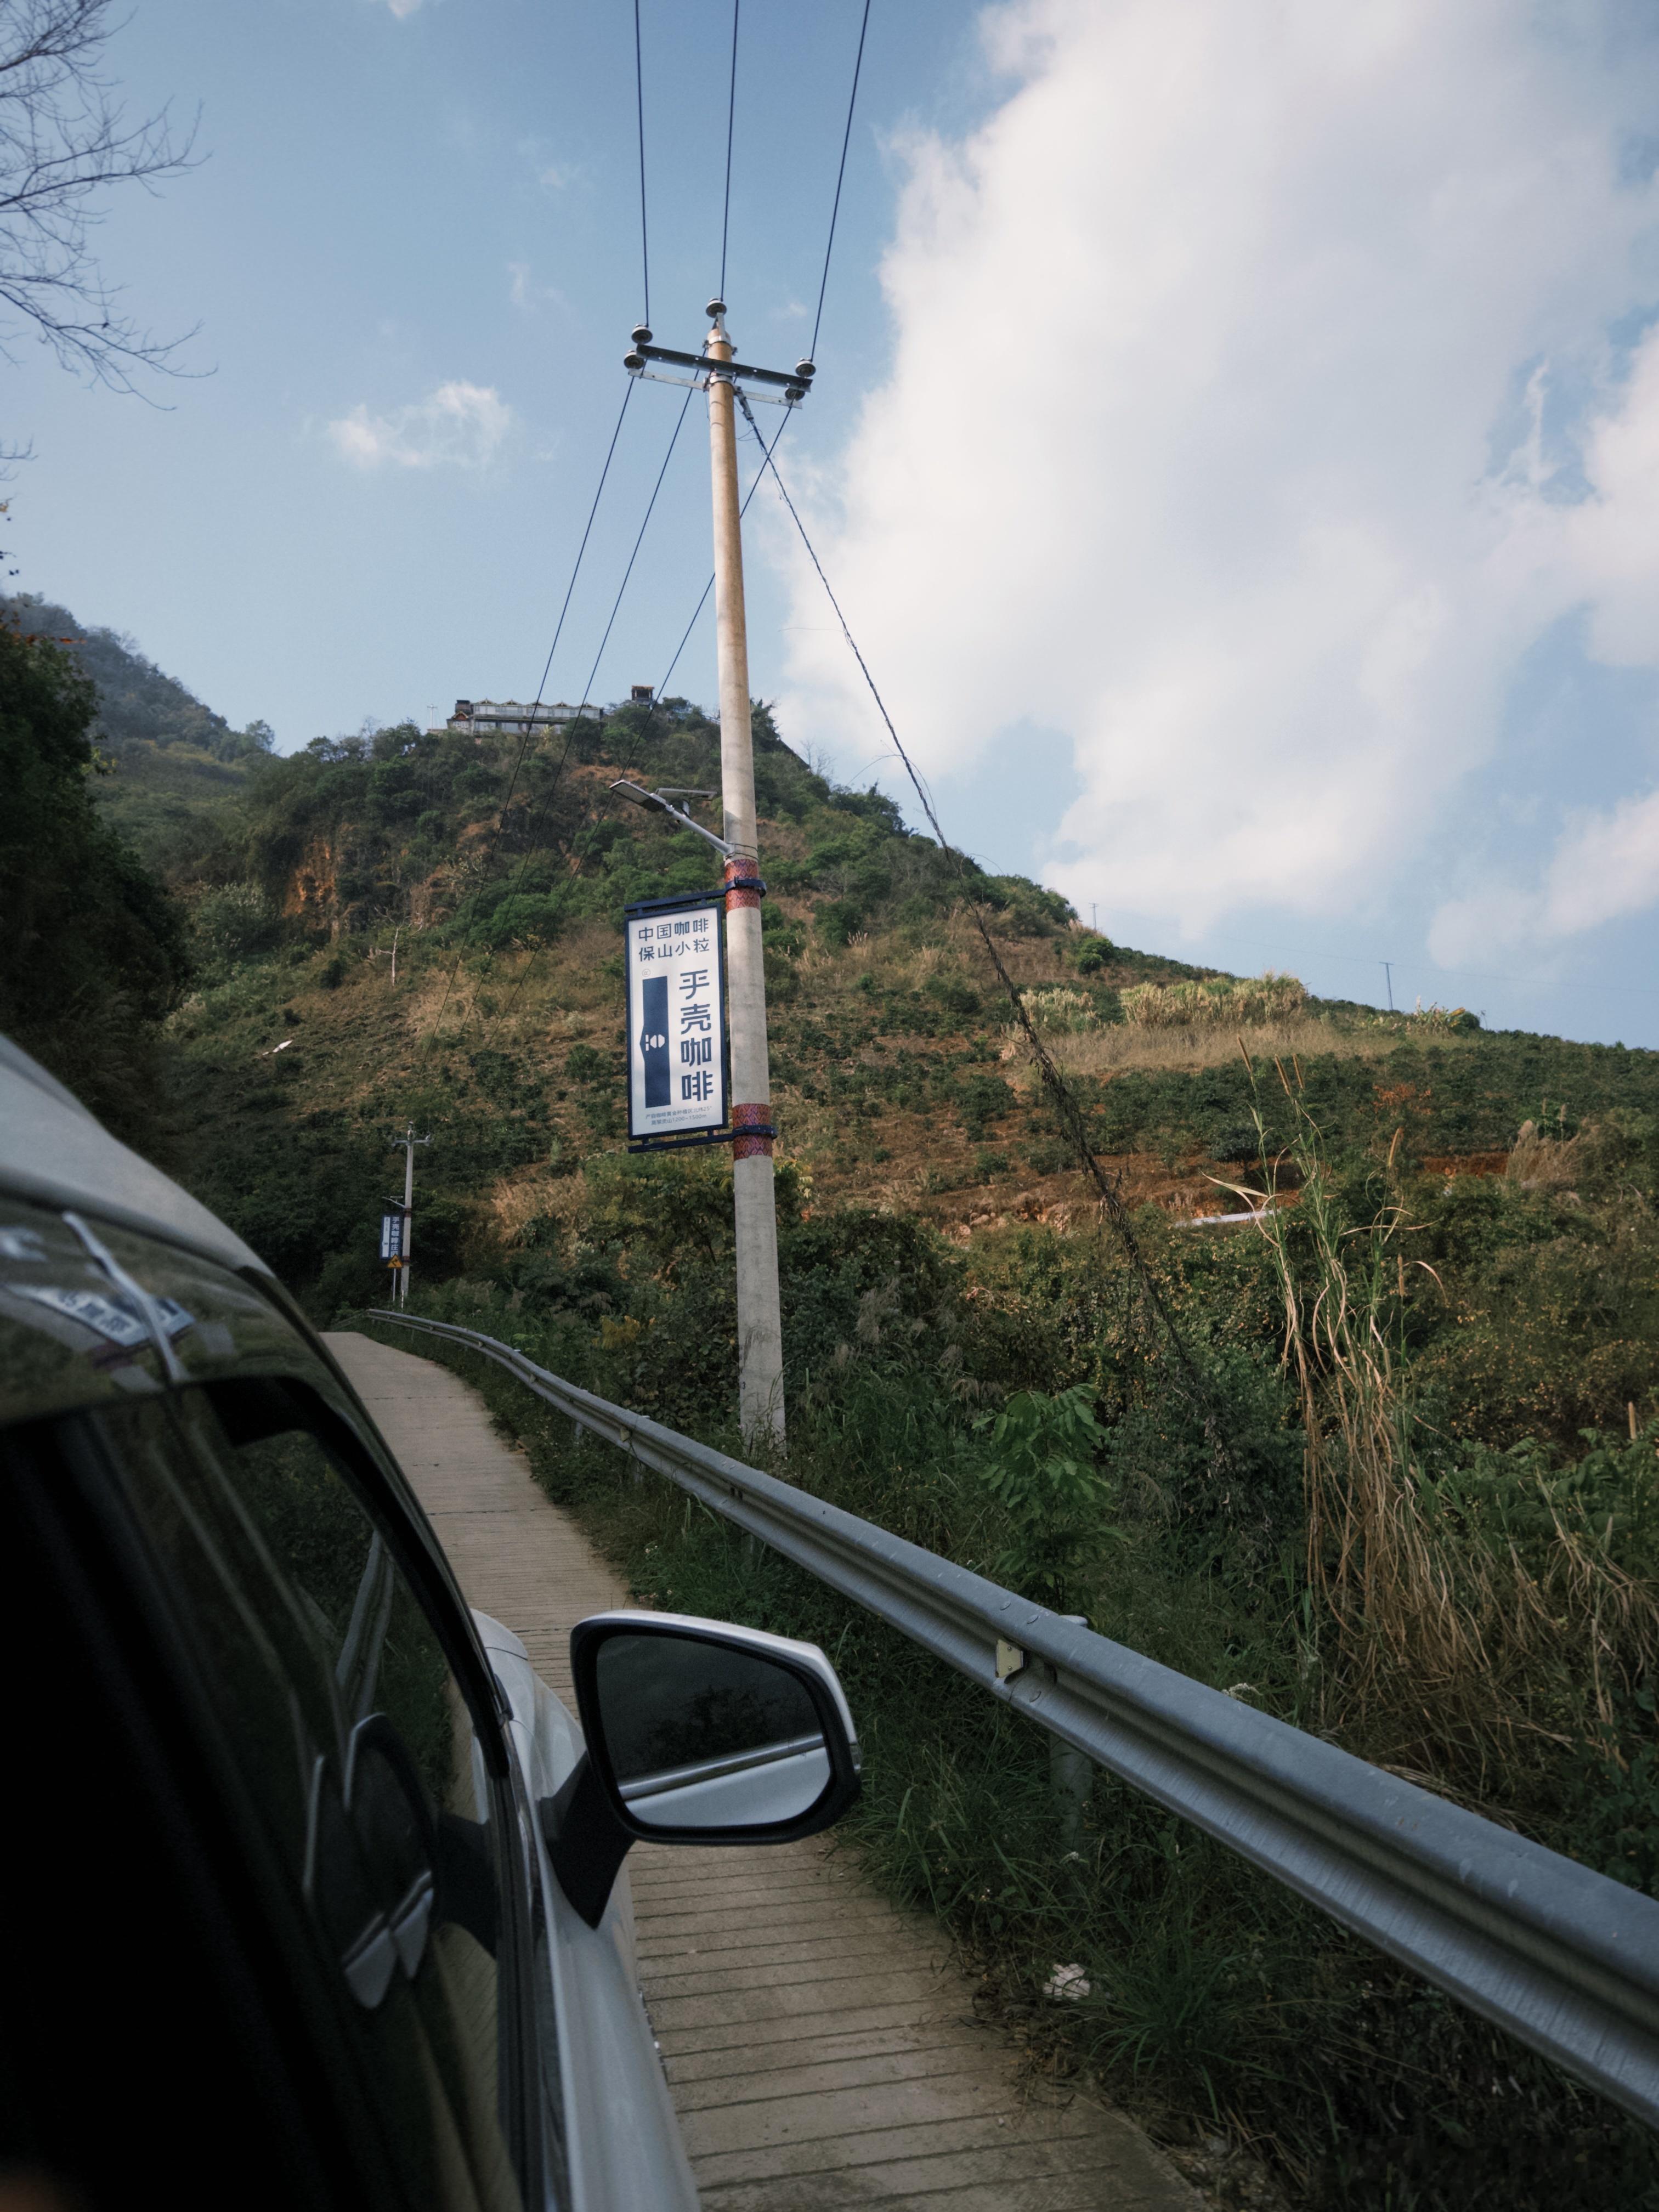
[706,302,785,1448]
[389,1123,430,1308]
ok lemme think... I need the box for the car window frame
[213,1371,559,2208]
[1,1206,569,2210]
[27,1400,418,2204]
[53,1368,558,2209]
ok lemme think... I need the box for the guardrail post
[1050,1616,1092,1853]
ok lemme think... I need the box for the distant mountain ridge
[0,593,270,762]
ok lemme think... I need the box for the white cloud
[327,381,513,471]
[516,139,576,195]
[776,0,1659,949]
[508,262,568,314]
[383,0,422,18]
[1431,788,1659,963]
[1544,790,1659,935]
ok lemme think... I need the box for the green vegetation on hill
[8,631,1659,2208]
[1,594,272,876]
[0,623,191,1136]
[191,695,1081,953]
[0,593,269,760]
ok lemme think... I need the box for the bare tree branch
[0,0,202,393]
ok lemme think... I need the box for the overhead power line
[633,0,651,326]
[526,383,636,748]
[578,387,695,720]
[809,0,873,363]
[718,0,740,306]
[658,408,792,700]
[482,391,698,1043]
[422,382,636,1048]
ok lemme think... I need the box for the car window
[95,1388,526,2212]
[0,1200,316,1428]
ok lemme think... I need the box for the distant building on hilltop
[439,698,603,737]
[432,692,658,737]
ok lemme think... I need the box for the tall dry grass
[1247,1115,1476,1701]
[486,1164,587,1244]
[1003,1015,1383,1079]
[1506,1115,1629,1194]
[1241,1075,1659,1781]
[1123,971,1308,1028]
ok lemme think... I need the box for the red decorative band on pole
[723,856,766,912]
[731,1102,776,1160]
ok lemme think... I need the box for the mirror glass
[594,1632,830,1829]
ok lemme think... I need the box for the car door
[2,1351,561,2209]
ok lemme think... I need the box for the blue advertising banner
[624,893,728,1147]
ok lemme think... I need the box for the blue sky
[7,0,967,730]
[12,0,1659,1050]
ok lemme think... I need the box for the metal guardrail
[367,1306,1659,2127]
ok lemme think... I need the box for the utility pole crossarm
[622,331,815,406]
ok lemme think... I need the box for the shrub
[814,898,865,947]
[955,1071,1015,1139]
[1122,972,1307,1028]
[193,880,281,974]
[1017,986,1097,1034]
[974,1382,1118,1606]
[924,976,982,1021]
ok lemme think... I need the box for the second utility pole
[707,300,785,1449]
[390,1121,429,1308]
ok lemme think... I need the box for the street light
[608,779,735,860]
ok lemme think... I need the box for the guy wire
[734,386,1238,1476]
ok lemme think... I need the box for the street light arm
[608,777,737,859]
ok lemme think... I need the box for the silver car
[0,1037,859,2211]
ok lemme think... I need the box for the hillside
[28,671,1659,2208]
[1,593,271,874]
[157,697,1249,1302]
[150,693,1659,1451]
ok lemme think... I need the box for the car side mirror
[540,1611,861,1928]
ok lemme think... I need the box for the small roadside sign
[380,1212,405,1261]
[624,895,727,1147]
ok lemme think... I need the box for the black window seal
[199,1372,513,1777]
[194,1372,554,2209]
[24,1408,415,2208]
